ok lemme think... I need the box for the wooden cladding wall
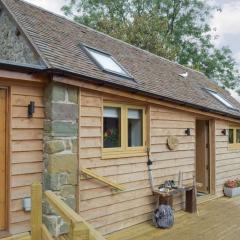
[150,106,196,207]
[215,120,240,196]
[78,89,196,235]
[10,85,44,234]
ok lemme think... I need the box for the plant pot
[224,186,240,197]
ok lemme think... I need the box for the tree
[62,0,240,89]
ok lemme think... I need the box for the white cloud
[24,0,66,16]
[234,52,240,62]
[228,89,240,103]
[210,0,240,70]
[233,52,240,67]
[211,1,240,46]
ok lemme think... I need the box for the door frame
[208,120,216,195]
[195,119,216,195]
[0,86,10,232]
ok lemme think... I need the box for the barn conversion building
[0,0,240,237]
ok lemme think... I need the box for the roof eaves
[48,67,240,121]
[0,61,239,121]
[0,0,50,68]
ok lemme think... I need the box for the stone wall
[43,83,79,236]
[0,5,42,65]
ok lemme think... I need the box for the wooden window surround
[228,126,240,150]
[102,102,147,159]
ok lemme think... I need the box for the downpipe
[147,148,155,191]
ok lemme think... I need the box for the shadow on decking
[107,196,240,240]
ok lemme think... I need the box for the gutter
[1,61,240,121]
[0,60,46,72]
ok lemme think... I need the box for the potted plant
[104,128,119,148]
[224,179,240,197]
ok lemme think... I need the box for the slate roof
[1,0,240,119]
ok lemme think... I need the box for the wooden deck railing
[31,182,106,240]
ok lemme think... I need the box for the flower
[104,129,113,138]
[224,180,237,188]
[107,129,113,136]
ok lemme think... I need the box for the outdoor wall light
[28,101,35,118]
[23,197,31,212]
[185,128,191,136]
[221,129,227,135]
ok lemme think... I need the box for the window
[229,129,234,144]
[228,126,240,149]
[103,103,146,158]
[128,109,143,147]
[81,44,133,79]
[103,107,121,148]
[206,89,237,110]
[237,129,240,143]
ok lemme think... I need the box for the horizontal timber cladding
[215,120,240,196]
[78,89,196,235]
[10,85,44,235]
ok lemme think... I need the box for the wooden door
[196,120,210,193]
[0,89,6,230]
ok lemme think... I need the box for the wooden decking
[107,196,240,240]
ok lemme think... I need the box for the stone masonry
[0,5,42,65]
[43,83,79,236]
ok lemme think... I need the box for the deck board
[107,196,240,240]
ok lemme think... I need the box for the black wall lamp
[28,101,35,118]
[185,128,191,136]
[221,129,227,135]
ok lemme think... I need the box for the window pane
[128,109,143,147]
[229,129,234,144]
[86,47,130,76]
[103,107,121,148]
[207,89,236,109]
[237,129,240,143]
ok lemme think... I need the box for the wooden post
[31,182,42,240]
[69,221,89,240]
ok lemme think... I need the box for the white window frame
[81,44,133,79]
[206,89,237,110]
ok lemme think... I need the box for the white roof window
[82,44,133,79]
[206,89,237,110]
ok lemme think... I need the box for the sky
[210,0,240,70]
[24,0,66,16]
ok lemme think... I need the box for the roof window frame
[205,88,238,111]
[80,43,134,80]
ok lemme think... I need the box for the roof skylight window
[81,44,133,79]
[206,89,237,110]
